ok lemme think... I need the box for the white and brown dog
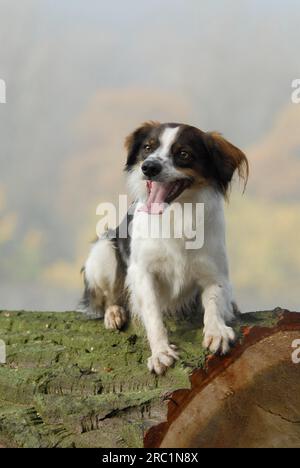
[80,122,248,375]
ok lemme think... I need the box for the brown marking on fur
[125,121,160,152]
[125,121,161,171]
[205,132,249,196]
[175,166,210,189]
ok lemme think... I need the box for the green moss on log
[0,308,285,448]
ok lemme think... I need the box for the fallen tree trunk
[0,308,299,448]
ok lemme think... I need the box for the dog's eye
[144,144,152,153]
[179,151,190,160]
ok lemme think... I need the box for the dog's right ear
[203,131,249,195]
[124,121,159,171]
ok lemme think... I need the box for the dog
[80,122,248,375]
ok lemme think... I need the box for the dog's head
[125,122,248,214]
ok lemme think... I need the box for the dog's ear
[204,132,249,194]
[125,121,159,171]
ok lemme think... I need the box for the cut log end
[145,311,300,448]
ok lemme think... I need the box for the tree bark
[0,308,299,448]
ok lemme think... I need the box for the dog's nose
[141,160,162,178]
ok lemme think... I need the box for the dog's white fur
[128,186,235,374]
[83,126,237,375]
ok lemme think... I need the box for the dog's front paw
[104,305,127,330]
[147,344,179,375]
[203,322,235,355]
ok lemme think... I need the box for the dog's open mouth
[139,179,191,215]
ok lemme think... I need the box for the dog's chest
[130,211,199,297]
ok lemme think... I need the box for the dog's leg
[128,265,179,375]
[79,238,128,330]
[201,282,236,354]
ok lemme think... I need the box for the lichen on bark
[0,308,288,448]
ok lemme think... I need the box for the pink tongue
[140,181,172,214]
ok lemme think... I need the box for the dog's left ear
[204,131,249,194]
